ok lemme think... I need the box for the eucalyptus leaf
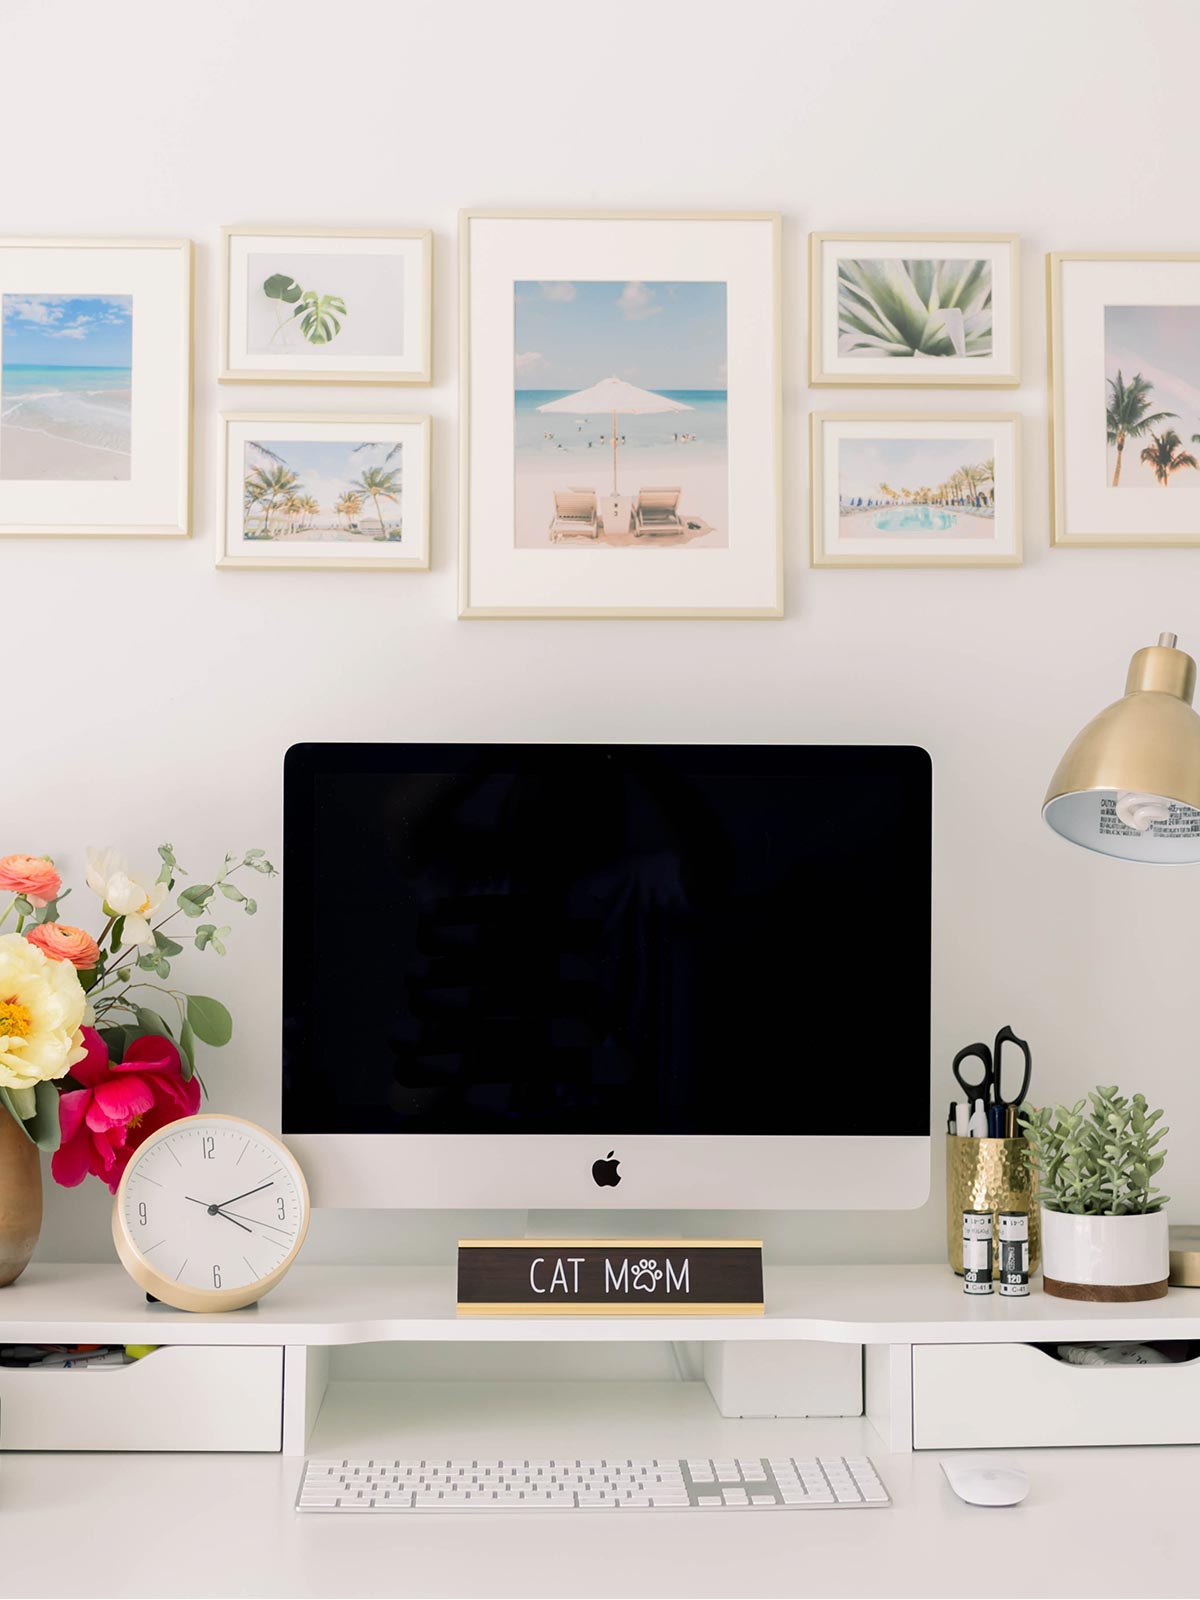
[177,884,213,918]
[186,994,232,1048]
[154,931,184,957]
[134,1006,175,1044]
[178,1014,197,1082]
[217,882,245,903]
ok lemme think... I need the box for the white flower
[0,933,87,1114]
[84,847,167,947]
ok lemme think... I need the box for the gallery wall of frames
[0,222,1192,608]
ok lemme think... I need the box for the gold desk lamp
[1043,632,1200,864]
[1044,631,1200,1283]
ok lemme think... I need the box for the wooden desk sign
[457,1239,764,1316]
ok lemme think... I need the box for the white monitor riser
[285,1133,931,1210]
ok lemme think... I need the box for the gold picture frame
[216,411,431,570]
[0,236,192,538]
[459,208,783,619]
[809,232,1020,388]
[219,225,432,386]
[1048,250,1200,546]
[810,410,1023,568]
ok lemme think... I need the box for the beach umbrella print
[537,376,692,495]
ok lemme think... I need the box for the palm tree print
[354,465,402,539]
[1107,371,1177,487]
[1139,429,1198,486]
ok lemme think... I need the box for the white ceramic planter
[1040,1206,1169,1301]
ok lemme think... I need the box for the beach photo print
[0,240,190,537]
[811,413,1021,567]
[221,228,432,384]
[460,211,781,617]
[218,413,430,570]
[810,233,1019,386]
[1050,254,1200,545]
[514,279,728,550]
[2,293,132,480]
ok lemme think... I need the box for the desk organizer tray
[912,1341,1200,1449]
[0,1345,283,1452]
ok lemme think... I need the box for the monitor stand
[522,1210,673,1240]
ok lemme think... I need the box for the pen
[947,1100,959,1135]
[987,1103,1006,1138]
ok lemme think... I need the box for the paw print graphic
[631,1258,664,1294]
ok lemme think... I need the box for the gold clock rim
[111,1113,311,1314]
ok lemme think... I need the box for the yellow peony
[0,933,87,1119]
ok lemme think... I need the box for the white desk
[3,1265,1199,1597]
[0,1385,1196,1599]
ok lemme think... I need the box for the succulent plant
[1020,1088,1168,1216]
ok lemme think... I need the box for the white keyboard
[296,1454,891,1513]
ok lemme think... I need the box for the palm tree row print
[242,439,403,541]
[1105,306,1200,487]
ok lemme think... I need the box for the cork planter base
[1043,1274,1168,1302]
[1040,1206,1169,1303]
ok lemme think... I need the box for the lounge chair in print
[632,487,685,537]
[549,488,599,541]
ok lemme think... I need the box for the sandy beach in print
[514,281,729,549]
[242,438,404,543]
[1,296,133,480]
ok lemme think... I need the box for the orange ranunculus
[0,855,62,909]
[25,923,100,971]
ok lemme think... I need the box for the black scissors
[952,1025,1032,1113]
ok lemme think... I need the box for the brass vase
[0,1108,42,1286]
[946,1135,1040,1277]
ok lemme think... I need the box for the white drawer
[0,1346,283,1452]
[913,1342,1200,1449]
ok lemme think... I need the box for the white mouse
[941,1459,1029,1507]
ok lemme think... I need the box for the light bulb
[1115,791,1173,833]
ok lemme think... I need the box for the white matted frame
[219,226,432,385]
[217,412,431,570]
[1049,251,1200,546]
[459,209,783,619]
[811,411,1022,568]
[0,237,192,538]
[810,232,1020,388]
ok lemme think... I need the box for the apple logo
[592,1151,621,1188]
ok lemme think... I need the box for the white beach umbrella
[538,375,692,494]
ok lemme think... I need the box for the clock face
[119,1119,307,1297]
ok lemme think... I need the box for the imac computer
[283,743,932,1210]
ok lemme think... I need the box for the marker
[947,1100,960,1135]
[987,1103,1006,1138]
[968,1098,988,1138]
[954,1101,970,1138]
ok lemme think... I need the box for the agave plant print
[838,258,992,359]
[810,233,1019,387]
[221,228,432,384]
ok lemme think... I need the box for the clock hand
[221,1207,294,1235]
[184,1196,253,1233]
[214,1181,275,1210]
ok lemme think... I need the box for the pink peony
[25,923,100,971]
[51,1028,201,1193]
[0,855,61,908]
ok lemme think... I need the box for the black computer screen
[282,744,931,1137]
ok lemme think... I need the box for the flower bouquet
[0,844,274,1195]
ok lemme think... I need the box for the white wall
[7,0,1200,1271]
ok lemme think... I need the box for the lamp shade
[1043,633,1200,863]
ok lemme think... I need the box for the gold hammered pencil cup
[946,1136,1040,1277]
